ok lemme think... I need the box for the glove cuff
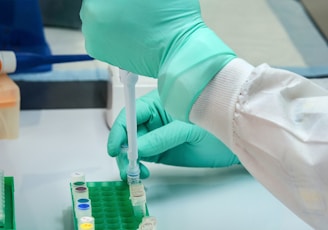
[158,28,236,122]
[190,58,254,147]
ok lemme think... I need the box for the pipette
[0,51,93,74]
[119,69,140,184]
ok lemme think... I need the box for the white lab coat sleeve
[190,58,328,230]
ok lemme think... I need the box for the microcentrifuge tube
[75,198,91,213]
[77,198,91,206]
[71,172,85,183]
[72,181,86,188]
[73,186,89,203]
[129,183,146,218]
[79,216,95,225]
[79,222,94,230]
[76,203,92,220]
[138,216,157,230]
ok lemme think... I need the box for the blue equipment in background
[0,0,52,72]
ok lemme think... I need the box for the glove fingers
[116,151,150,181]
[140,163,150,179]
[107,111,128,157]
[108,91,165,157]
[138,120,199,157]
[136,93,170,131]
[108,109,156,157]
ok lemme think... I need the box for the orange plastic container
[0,74,20,139]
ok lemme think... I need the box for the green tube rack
[0,177,15,230]
[70,180,149,230]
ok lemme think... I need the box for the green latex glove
[107,90,240,181]
[80,0,236,122]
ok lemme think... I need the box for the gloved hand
[80,0,236,121]
[107,90,240,181]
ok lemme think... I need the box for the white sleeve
[190,58,328,230]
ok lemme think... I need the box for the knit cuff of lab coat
[189,58,254,147]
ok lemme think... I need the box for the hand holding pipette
[83,0,328,229]
[108,90,240,180]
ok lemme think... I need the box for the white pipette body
[119,69,140,184]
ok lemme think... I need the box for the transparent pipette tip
[120,144,129,154]
[127,169,140,185]
[121,145,140,184]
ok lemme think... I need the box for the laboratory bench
[0,107,314,230]
[2,0,328,227]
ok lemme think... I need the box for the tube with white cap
[0,51,16,74]
[119,69,140,184]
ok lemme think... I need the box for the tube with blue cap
[0,51,93,74]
